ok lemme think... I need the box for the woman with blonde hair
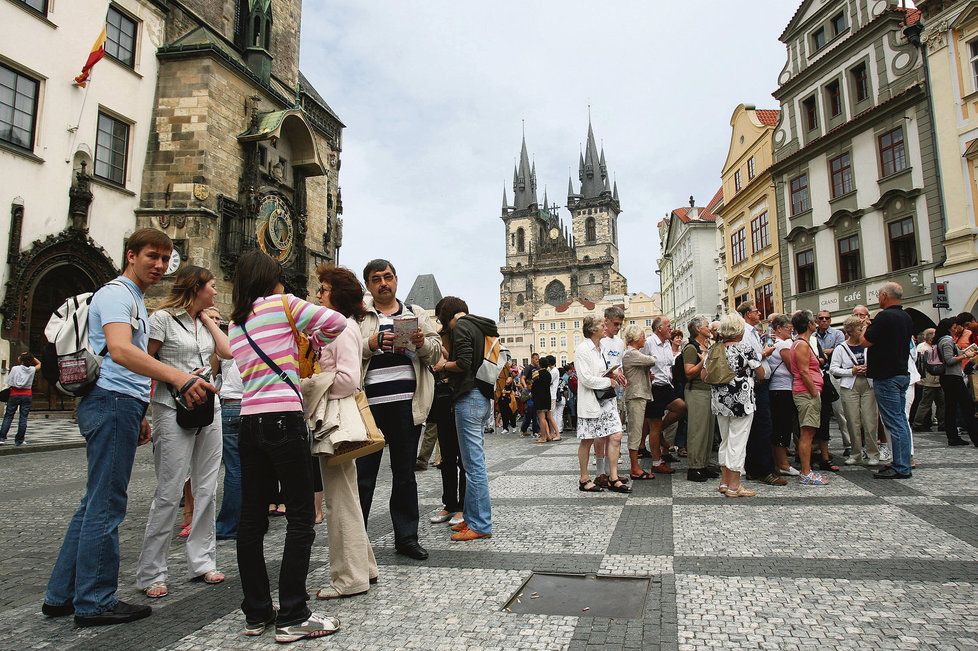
[830,315,879,465]
[136,265,232,598]
[622,324,658,480]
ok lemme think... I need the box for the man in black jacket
[433,296,497,542]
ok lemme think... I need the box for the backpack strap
[240,319,302,402]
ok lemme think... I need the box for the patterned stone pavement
[2,425,978,650]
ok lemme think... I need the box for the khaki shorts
[625,398,647,451]
[793,392,822,430]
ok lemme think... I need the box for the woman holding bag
[135,265,232,598]
[229,250,346,643]
[312,265,379,600]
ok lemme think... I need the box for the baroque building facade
[137,0,344,314]
[715,105,783,318]
[657,192,724,331]
[498,121,628,331]
[771,0,940,325]
[0,0,167,408]
[917,0,978,315]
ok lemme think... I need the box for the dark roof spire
[579,115,608,199]
[513,134,537,211]
[501,185,509,215]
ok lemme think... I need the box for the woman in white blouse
[136,265,232,598]
[830,316,879,465]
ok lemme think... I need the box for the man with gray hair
[862,282,915,479]
[640,316,686,474]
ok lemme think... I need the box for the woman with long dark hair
[229,250,346,642]
[935,315,978,445]
[312,265,378,600]
[136,265,231,598]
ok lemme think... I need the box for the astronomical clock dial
[165,247,182,276]
[549,227,560,240]
[255,194,296,265]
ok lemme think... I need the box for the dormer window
[812,27,827,52]
[831,13,847,37]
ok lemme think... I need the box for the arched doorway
[28,265,102,410]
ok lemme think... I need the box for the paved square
[2,427,978,650]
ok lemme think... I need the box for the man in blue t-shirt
[43,229,216,627]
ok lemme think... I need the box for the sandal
[143,582,168,599]
[817,460,841,473]
[177,524,191,538]
[192,570,225,585]
[718,483,728,494]
[608,479,632,494]
[578,480,604,493]
[630,471,654,480]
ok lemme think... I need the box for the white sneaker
[275,613,340,643]
[879,444,892,463]
[865,455,880,466]
[844,456,859,466]
[778,466,801,476]
[500,428,509,434]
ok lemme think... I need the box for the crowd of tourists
[30,227,978,644]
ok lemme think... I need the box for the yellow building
[715,105,783,318]
[919,0,978,314]
[528,292,661,366]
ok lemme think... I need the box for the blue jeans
[520,399,539,434]
[45,386,147,615]
[0,394,32,444]
[216,401,242,539]
[874,375,912,475]
[454,389,492,534]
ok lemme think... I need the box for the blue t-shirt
[89,276,150,401]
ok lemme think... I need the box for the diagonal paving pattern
[2,426,978,649]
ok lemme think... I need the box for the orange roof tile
[755,109,781,126]
[670,188,722,224]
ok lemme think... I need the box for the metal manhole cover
[504,572,650,619]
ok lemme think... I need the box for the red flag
[74,26,107,87]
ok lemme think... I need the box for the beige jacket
[359,297,441,426]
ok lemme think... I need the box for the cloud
[300,0,798,317]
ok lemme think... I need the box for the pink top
[229,294,346,415]
[319,321,362,400]
[790,338,824,395]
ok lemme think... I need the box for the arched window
[253,15,262,47]
[516,293,524,305]
[585,217,596,243]
[516,228,525,252]
[263,17,272,50]
[589,274,595,283]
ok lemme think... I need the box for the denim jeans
[45,386,147,616]
[874,375,912,475]
[520,399,539,434]
[356,400,421,546]
[216,401,242,539]
[0,394,31,444]
[454,389,492,534]
[237,411,315,627]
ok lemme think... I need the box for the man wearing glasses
[356,259,441,561]
[815,310,852,458]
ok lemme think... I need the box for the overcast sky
[300,1,799,317]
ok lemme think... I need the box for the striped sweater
[229,294,347,415]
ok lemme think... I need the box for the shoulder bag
[167,313,216,430]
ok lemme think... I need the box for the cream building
[0,0,167,408]
[771,1,941,327]
[525,292,662,367]
[715,105,783,318]
[918,0,978,314]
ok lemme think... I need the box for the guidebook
[392,315,419,350]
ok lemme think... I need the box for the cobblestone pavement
[0,415,81,455]
[3,426,978,650]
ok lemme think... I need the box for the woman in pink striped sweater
[228,250,346,643]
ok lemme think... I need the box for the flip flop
[192,570,225,585]
[630,471,654,480]
[143,582,168,599]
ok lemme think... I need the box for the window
[734,170,742,192]
[747,157,756,181]
[829,152,854,198]
[550,336,557,348]
[751,212,770,252]
[831,12,847,36]
[585,217,596,243]
[560,336,567,347]
[539,323,545,331]
[560,321,566,329]
[888,217,917,271]
[540,338,546,349]
[645,319,652,327]
[95,112,130,185]
[827,80,842,117]
[790,174,811,215]
[516,228,525,252]
[18,0,47,14]
[796,249,816,293]
[879,128,907,177]
[812,27,827,51]
[550,322,556,330]
[971,41,978,91]
[106,6,138,68]
[734,293,749,308]
[731,228,747,265]
[837,234,861,283]
[803,96,818,131]
[754,283,774,319]
[574,320,580,328]
[0,64,39,151]
[851,63,869,103]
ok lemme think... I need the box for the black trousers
[499,399,517,429]
[356,400,421,546]
[941,375,978,442]
[237,412,314,627]
[745,381,776,477]
[432,394,466,513]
